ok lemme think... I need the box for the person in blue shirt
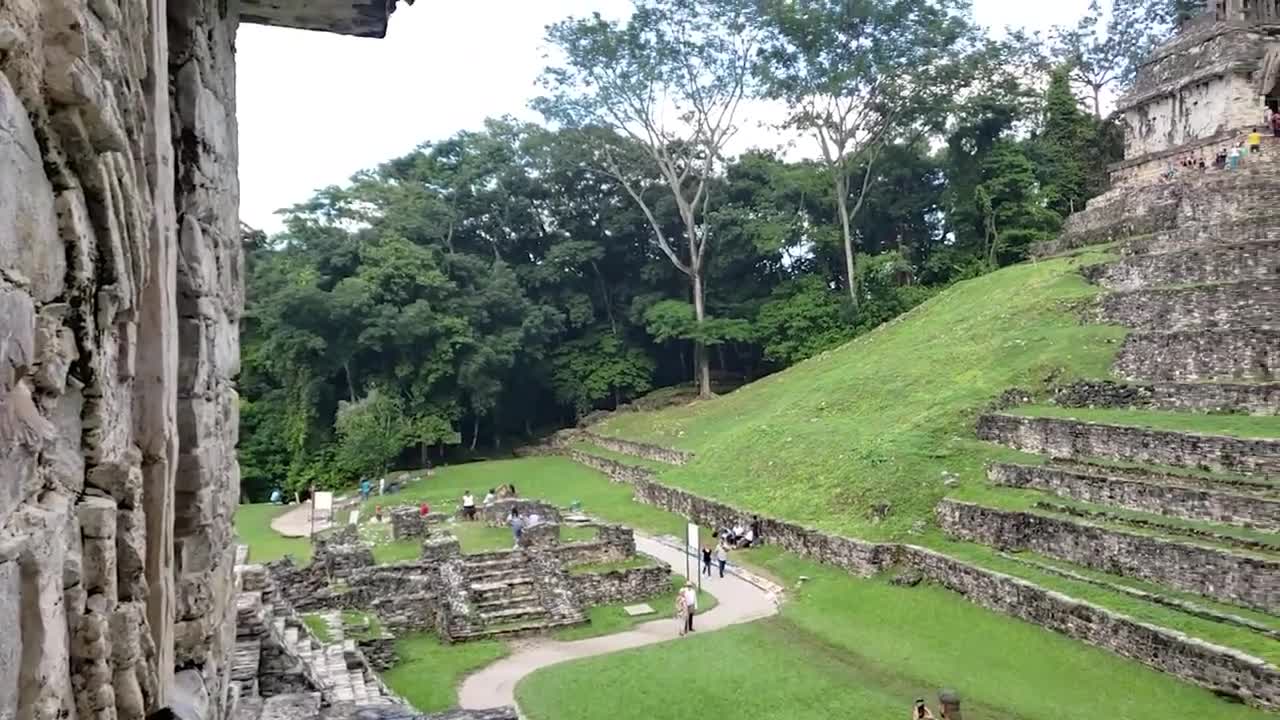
[360,478,372,501]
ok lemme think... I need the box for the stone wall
[1093,280,1278,332]
[976,413,1280,474]
[1052,379,1279,415]
[901,545,1280,710]
[936,500,1280,614]
[568,565,671,606]
[988,463,1280,530]
[576,430,694,465]
[1083,240,1280,291]
[1114,328,1279,382]
[471,499,560,527]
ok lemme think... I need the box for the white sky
[237,1,1093,233]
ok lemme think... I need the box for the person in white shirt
[378,477,385,496]
[462,491,476,520]
[483,489,496,506]
[681,583,698,633]
[715,541,728,578]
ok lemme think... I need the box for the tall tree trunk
[590,260,617,335]
[343,360,357,402]
[469,415,479,451]
[835,173,857,307]
[492,405,501,450]
[420,442,428,467]
[691,270,712,398]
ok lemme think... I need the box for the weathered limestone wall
[1052,378,1280,415]
[1083,240,1280,291]
[0,0,240,718]
[577,431,694,465]
[1093,280,1278,332]
[976,413,1280,474]
[1114,328,1279,382]
[987,462,1280,530]
[568,565,671,606]
[936,500,1280,614]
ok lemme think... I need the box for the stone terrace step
[447,616,587,643]
[1124,216,1280,256]
[936,499,1280,614]
[976,413,1280,475]
[478,603,551,624]
[1054,379,1280,415]
[989,462,1280,530]
[1054,459,1280,495]
[1114,327,1279,382]
[1084,240,1280,291]
[1093,280,1280,332]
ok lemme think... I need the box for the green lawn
[233,504,312,564]
[1005,405,1280,438]
[381,632,509,713]
[594,254,1127,541]
[519,549,1272,720]
[553,576,718,641]
[300,613,333,644]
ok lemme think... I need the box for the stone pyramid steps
[1113,327,1279,381]
[976,413,1280,475]
[988,462,1280,529]
[1123,215,1280,256]
[936,498,1280,614]
[1053,458,1280,495]
[1085,239,1280,291]
[1053,379,1280,415]
[1094,279,1280,332]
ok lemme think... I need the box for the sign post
[313,491,334,532]
[686,522,700,592]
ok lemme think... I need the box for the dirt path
[457,534,782,710]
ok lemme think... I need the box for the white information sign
[313,491,334,521]
[348,510,361,526]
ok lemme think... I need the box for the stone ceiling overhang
[240,0,413,38]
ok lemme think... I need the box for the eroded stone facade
[0,2,402,720]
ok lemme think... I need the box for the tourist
[731,522,746,543]
[751,515,763,544]
[360,478,372,501]
[419,502,430,517]
[912,699,935,720]
[483,488,496,506]
[675,588,689,636]
[509,483,518,497]
[701,545,712,576]
[1229,144,1242,170]
[1272,111,1280,138]
[1265,105,1273,128]
[715,540,728,578]
[270,488,283,505]
[510,508,525,547]
[374,505,383,523]
[379,476,386,496]
[738,525,755,549]
[1250,127,1264,155]
[1215,147,1228,169]
[462,490,476,520]
[682,582,697,633]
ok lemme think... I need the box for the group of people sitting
[1162,125,1269,180]
[718,515,762,549]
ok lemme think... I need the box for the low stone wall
[569,565,672,606]
[576,430,695,465]
[356,637,397,672]
[936,500,1280,614]
[1094,280,1280,332]
[1124,215,1280,256]
[1083,240,1280,292]
[520,521,561,550]
[901,545,1280,710]
[1114,328,1280,382]
[551,525,636,566]
[390,507,434,540]
[976,413,1280,475]
[1052,379,1280,415]
[988,463,1280,530]
[471,499,560,527]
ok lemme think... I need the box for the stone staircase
[442,550,585,641]
[272,615,398,706]
[939,195,1280,697]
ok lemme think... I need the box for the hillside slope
[595,251,1124,539]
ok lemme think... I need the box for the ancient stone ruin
[0,3,407,720]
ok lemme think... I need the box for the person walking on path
[359,478,371,501]
[462,490,476,520]
[701,546,712,576]
[1250,128,1264,155]
[715,540,728,578]
[682,583,698,633]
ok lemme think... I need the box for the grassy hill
[595,250,1124,538]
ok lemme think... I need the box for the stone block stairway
[442,550,585,641]
[938,197,1280,704]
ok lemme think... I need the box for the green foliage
[755,277,849,365]
[334,388,405,479]
[550,331,656,417]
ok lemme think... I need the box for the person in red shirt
[419,502,430,517]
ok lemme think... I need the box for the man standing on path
[682,582,698,633]
[462,490,476,520]
[715,540,728,578]
[701,545,712,576]
[510,507,525,547]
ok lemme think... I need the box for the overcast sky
[237,1,1092,233]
